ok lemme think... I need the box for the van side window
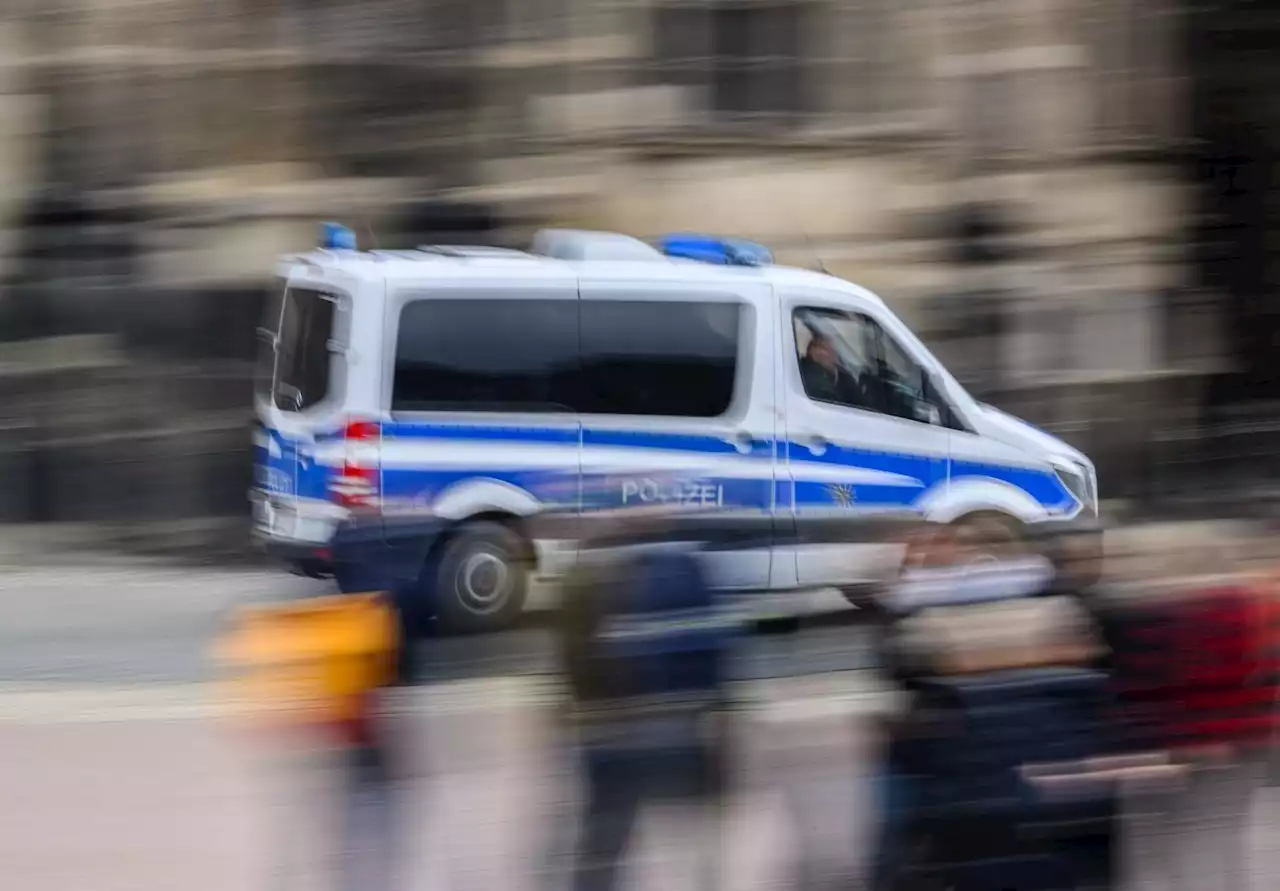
[254,282,286,405]
[273,288,336,412]
[793,307,941,425]
[393,298,578,412]
[793,308,879,411]
[578,300,740,417]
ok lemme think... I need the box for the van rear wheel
[434,521,529,634]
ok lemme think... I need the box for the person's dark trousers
[338,742,398,891]
[868,739,918,891]
[572,743,722,891]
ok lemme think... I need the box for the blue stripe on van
[950,457,1077,512]
[384,424,579,445]
[788,442,946,488]
[583,428,774,459]
[266,422,1078,516]
[380,468,566,504]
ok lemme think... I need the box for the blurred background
[0,0,1269,556]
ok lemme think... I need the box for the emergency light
[658,233,773,267]
[321,222,357,250]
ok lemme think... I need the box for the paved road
[0,565,873,685]
[0,566,324,684]
[0,515,1253,685]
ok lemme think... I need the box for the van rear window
[391,296,741,418]
[578,300,740,417]
[271,288,336,412]
[393,298,579,412]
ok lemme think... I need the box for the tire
[432,521,530,634]
[289,558,331,580]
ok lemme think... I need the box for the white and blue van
[252,226,1098,632]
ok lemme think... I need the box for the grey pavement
[3,674,1280,891]
[0,565,327,683]
[0,673,891,891]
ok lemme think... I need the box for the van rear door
[253,281,344,546]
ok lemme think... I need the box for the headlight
[1053,462,1096,513]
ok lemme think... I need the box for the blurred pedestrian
[553,537,742,891]
[1107,544,1272,891]
[336,689,402,891]
[219,590,405,891]
[865,522,1108,890]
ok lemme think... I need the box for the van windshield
[256,287,336,412]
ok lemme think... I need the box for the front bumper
[1037,512,1104,538]
[1032,513,1106,584]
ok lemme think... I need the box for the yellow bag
[216,593,400,730]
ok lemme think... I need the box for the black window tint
[393,298,578,412]
[255,282,286,403]
[273,288,335,412]
[579,300,740,417]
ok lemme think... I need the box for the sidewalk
[2,675,1278,891]
[0,673,883,891]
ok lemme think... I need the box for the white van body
[252,231,1097,628]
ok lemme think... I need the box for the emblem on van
[826,483,856,507]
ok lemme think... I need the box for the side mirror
[276,384,303,411]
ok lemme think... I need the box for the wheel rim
[962,551,1003,571]
[455,547,512,614]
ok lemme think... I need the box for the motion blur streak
[4,1,1280,889]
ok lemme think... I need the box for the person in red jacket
[1109,568,1272,891]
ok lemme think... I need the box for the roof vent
[530,229,663,262]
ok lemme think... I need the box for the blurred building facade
[0,0,1272,541]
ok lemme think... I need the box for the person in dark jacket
[799,333,871,409]
[866,523,1109,891]
[555,540,741,891]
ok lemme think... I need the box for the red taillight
[344,420,380,442]
[330,418,380,510]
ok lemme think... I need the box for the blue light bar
[658,233,773,267]
[321,222,357,250]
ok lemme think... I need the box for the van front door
[253,282,344,549]
[783,300,951,589]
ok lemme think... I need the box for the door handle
[727,431,754,454]
[799,435,828,456]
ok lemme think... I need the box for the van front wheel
[434,521,529,634]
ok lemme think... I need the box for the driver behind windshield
[799,333,870,409]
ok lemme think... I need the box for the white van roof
[278,229,885,308]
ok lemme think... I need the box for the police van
[252,225,1098,632]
